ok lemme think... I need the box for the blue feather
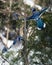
[26,8,47,29]
[36,18,44,29]
[2,47,7,53]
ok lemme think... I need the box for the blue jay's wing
[36,18,46,29]
[39,8,48,14]
[39,8,48,17]
[26,11,41,21]
[26,8,47,21]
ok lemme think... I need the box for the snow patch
[28,50,34,56]
[33,56,40,63]
[23,0,34,7]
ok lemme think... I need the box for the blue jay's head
[31,8,36,12]
[12,12,19,20]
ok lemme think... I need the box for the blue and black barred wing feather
[39,8,48,18]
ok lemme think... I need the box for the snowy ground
[23,0,52,12]
[0,56,9,65]
[0,40,23,65]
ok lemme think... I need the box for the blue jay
[2,35,23,53]
[26,8,47,30]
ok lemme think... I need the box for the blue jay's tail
[36,18,46,30]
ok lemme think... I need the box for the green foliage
[0,0,52,65]
[27,12,52,65]
[12,2,19,10]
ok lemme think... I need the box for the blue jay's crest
[31,8,36,12]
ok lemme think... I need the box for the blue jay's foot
[2,47,7,53]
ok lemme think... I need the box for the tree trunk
[21,19,29,65]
